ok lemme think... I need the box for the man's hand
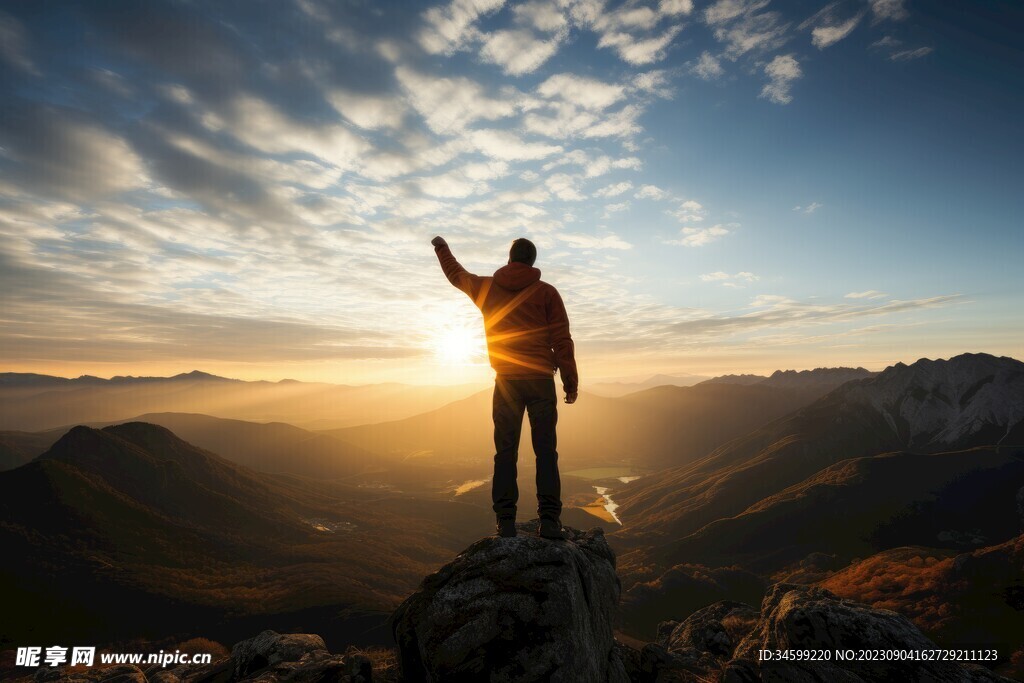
[564,391,578,405]
[431,235,448,248]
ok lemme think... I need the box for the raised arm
[432,236,483,298]
[546,287,579,403]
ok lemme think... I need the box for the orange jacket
[435,245,578,393]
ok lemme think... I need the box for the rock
[638,601,759,681]
[392,522,628,682]
[662,601,758,659]
[728,583,1011,681]
[222,630,375,682]
[230,631,327,680]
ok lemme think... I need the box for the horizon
[4,348,1017,386]
[1,1,1022,385]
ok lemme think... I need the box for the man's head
[508,238,537,266]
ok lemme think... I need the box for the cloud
[760,54,802,105]
[701,271,759,287]
[691,51,725,80]
[215,95,369,173]
[601,201,630,217]
[598,25,683,65]
[635,184,669,200]
[800,3,865,49]
[542,150,641,177]
[0,10,40,76]
[890,46,933,61]
[556,233,632,250]
[660,0,694,15]
[512,1,568,33]
[669,199,706,222]
[395,66,518,134]
[468,129,563,160]
[704,0,790,60]
[594,181,633,198]
[792,202,822,213]
[666,294,963,340]
[0,105,147,199]
[327,90,405,130]
[845,290,888,300]
[537,73,626,110]
[569,0,686,65]
[869,0,908,23]
[545,172,585,200]
[871,35,901,50]
[419,0,505,54]
[633,70,673,97]
[480,28,563,75]
[667,224,732,247]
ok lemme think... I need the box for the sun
[430,320,486,366]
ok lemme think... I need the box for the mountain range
[3,352,1022,669]
[613,353,1024,636]
[0,371,483,431]
[0,422,492,646]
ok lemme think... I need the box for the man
[431,236,578,539]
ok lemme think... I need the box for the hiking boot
[538,517,565,540]
[496,518,517,538]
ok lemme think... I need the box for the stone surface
[727,584,1010,682]
[392,521,628,682]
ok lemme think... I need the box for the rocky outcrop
[392,522,628,682]
[640,584,1013,682]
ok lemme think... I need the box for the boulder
[728,583,1011,682]
[392,522,628,682]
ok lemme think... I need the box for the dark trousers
[492,377,562,522]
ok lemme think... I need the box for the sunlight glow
[429,320,487,366]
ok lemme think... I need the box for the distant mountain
[0,422,492,645]
[0,369,238,386]
[111,412,382,479]
[699,366,874,390]
[0,429,54,470]
[759,366,874,388]
[587,373,709,397]
[0,372,485,431]
[699,374,767,386]
[331,382,833,471]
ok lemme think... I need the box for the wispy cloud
[890,46,933,61]
[667,224,733,247]
[869,0,908,23]
[691,51,725,80]
[761,54,802,104]
[793,202,822,213]
[704,0,790,60]
[800,2,865,49]
[700,271,760,288]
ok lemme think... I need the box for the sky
[1,0,1022,385]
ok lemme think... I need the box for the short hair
[509,238,537,266]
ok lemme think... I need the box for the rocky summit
[392,522,628,683]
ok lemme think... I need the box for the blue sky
[0,0,1021,384]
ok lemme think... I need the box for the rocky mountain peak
[842,353,1024,448]
[761,366,874,389]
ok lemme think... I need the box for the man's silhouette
[432,236,578,539]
